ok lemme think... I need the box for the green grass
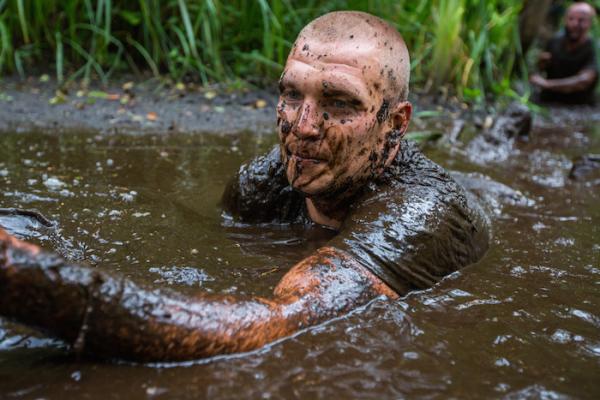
[0,0,544,100]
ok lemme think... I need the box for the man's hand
[530,73,549,89]
[531,69,597,94]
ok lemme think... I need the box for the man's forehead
[285,38,384,80]
[568,3,595,17]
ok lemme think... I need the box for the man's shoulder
[221,145,305,223]
[383,140,459,195]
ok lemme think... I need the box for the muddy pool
[0,114,599,399]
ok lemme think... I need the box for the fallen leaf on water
[260,267,280,277]
[214,106,225,113]
[175,82,185,91]
[255,99,267,109]
[146,112,158,121]
[204,90,217,100]
[484,116,494,130]
[122,81,134,91]
[88,90,120,101]
[49,90,67,105]
[39,74,50,83]
[120,94,131,105]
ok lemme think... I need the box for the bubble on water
[109,210,122,217]
[448,289,472,298]
[43,177,65,190]
[493,334,512,345]
[146,386,168,397]
[403,351,419,360]
[554,237,575,247]
[106,158,114,167]
[149,266,214,286]
[510,266,526,276]
[570,309,598,327]
[59,189,74,197]
[494,383,510,393]
[551,329,571,344]
[132,212,151,218]
[119,191,137,202]
[0,168,8,177]
[495,358,510,367]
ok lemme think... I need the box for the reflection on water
[0,117,599,399]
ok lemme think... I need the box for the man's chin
[286,170,331,197]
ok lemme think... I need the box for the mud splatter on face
[376,99,390,124]
[381,129,401,166]
[281,120,293,135]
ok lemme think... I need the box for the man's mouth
[292,154,323,165]
[286,147,325,164]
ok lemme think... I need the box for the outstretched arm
[530,68,597,94]
[0,229,395,362]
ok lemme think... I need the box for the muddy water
[0,116,599,399]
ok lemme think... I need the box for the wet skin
[0,231,393,361]
[277,36,411,228]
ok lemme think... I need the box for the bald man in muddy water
[0,12,489,362]
[530,2,598,104]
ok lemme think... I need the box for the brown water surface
[0,114,599,399]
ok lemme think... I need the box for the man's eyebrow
[278,79,299,93]
[323,89,360,98]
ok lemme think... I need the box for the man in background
[530,2,598,104]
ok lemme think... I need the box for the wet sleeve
[329,172,489,296]
[221,145,304,223]
[584,43,598,72]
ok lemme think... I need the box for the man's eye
[332,99,347,108]
[284,90,302,100]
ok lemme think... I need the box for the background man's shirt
[541,32,598,104]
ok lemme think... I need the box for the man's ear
[382,101,412,168]
[390,101,412,136]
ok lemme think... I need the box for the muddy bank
[0,76,279,135]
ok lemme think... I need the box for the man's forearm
[542,69,597,93]
[0,242,301,361]
[1,231,388,362]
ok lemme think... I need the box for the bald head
[568,2,596,18]
[289,11,410,104]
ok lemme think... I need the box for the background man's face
[565,6,593,42]
[276,39,391,199]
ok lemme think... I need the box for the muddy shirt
[222,141,489,295]
[541,33,598,104]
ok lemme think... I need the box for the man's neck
[565,33,589,51]
[305,197,344,230]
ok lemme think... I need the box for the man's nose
[294,101,322,139]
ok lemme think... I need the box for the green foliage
[0,0,526,99]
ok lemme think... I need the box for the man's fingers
[0,228,42,256]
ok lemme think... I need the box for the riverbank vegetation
[0,1,595,102]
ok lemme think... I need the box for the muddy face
[276,39,403,200]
